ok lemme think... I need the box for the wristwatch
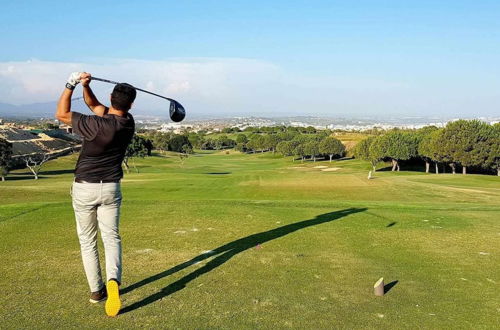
[65,83,75,90]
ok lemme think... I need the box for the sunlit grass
[0,151,499,328]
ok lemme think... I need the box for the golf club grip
[90,77,120,85]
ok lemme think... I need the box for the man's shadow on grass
[0,204,49,223]
[120,207,367,314]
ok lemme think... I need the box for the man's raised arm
[81,72,108,117]
[55,72,82,125]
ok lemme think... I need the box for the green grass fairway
[1,151,499,329]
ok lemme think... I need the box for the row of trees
[143,131,191,153]
[276,136,345,162]
[3,120,497,181]
[240,131,345,162]
[146,131,238,151]
[143,129,347,162]
[354,120,500,175]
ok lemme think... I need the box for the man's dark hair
[111,83,137,111]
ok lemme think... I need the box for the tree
[38,122,59,130]
[144,139,153,156]
[277,131,298,141]
[235,143,247,152]
[0,138,12,182]
[246,138,256,153]
[427,129,455,174]
[291,135,311,162]
[419,129,442,173]
[201,138,215,150]
[486,123,500,176]
[304,126,317,134]
[292,134,309,145]
[439,120,494,175]
[294,143,306,162]
[262,134,280,153]
[416,126,439,173]
[354,136,382,171]
[303,141,320,162]
[124,134,149,173]
[178,144,193,165]
[243,127,257,133]
[276,141,296,160]
[188,133,205,149]
[214,137,225,150]
[22,153,52,180]
[214,135,236,150]
[378,131,418,171]
[169,135,192,152]
[319,137,345,162]
[150,132,171,152]
[236,134,248,144]
[247,135,265,153]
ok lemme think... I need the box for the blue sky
[1,0,499,118]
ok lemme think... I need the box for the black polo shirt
[71,112,135,181]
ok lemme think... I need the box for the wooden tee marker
[374,277,384,296]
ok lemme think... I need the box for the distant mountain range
[0,100,168,119]
[0,100,86,119]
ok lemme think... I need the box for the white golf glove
[67,72,83,88]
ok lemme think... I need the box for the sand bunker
[321,168,341,172]
[135,249,154,254]
[313,166,328,169]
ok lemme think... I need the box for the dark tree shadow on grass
[0,204,49,223]
[40,169,74,175]
[5,169,74,180]
[119,207,367,314]
[3,171,37,181]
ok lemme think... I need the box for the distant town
[135,115,500,134]
[1,113,497,166]
[2,114,499,135]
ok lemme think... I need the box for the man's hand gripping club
[56,72,108,125]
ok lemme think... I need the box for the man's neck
[108,107,127,117]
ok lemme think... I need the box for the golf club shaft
[91,77,176,103]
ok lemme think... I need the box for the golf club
[90,77,186,122]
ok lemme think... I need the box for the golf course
[1,151,499,329]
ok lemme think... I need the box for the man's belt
[75,178,120,183]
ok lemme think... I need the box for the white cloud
[1,57,491,117]
[166,81,191,94]
[0,58,287,116]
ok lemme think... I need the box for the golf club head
[170,101,186,122]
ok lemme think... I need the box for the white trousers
[72,181,122,292]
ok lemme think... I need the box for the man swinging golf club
[56,72,136,317]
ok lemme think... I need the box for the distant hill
[0,99,87,119]
[0,100,166,119]
[0,102,17,112]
